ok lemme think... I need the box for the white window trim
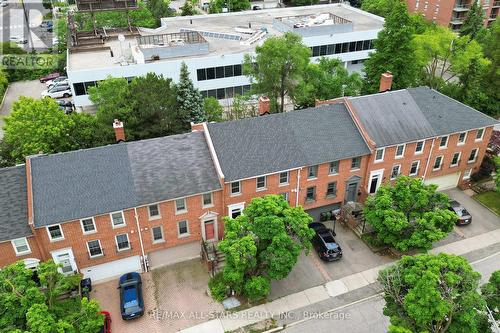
[409,161,420,176]
[415,140,425,155]
[280,192,289,202]
[46,224,64,242]
[177,220,190,238]
[228,202,245,219]
[148,204,161,220]
[390,165,401,180]
[86,239,103,258]
[328,161,339,175]
[395,144,406,159]
[279,171,290,186]
[151,226,165,244]
[374,148,385,163]
[11,237,31,256]
[351,157,362,171]
[450,152,461,167]
[433,156,443,171]
[463,169,472,180]
[256,176,267,191]
[115,233,131,251]
[457,131,467,146]
[202,192,214,208]
[80,217,97,235]
[468,148,479,164]
[110,211,126,228]
[439,136,448,149]
[367,169,384,194]
[230,181,241,196]
[475,128,485,141]
[175,198,188,215]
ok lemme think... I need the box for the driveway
[0,80,46,138]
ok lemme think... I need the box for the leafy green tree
[210,195,314,301]
[147,0,174,26]
[0,66,8,99]
[460,0,485,40]
[494,157,500,192]
[414,27,490,89]
[208,0,250,13]
[177,62,206,123]
[292,57,363,109]
[481,270,500,320]
[204,97,224,122]
[379,253,490,333]
[290,0,319,7]
[360,0,392,17]
[362,0,420,93]
[364,176,455,252]
[180,0,197,15]
[225,94,255,120]
[244,32,311,113]
[0,260,103,332]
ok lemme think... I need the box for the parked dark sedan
[118,272,144,320]
[449,200,472,226]
[57,100,73,114]
[309,223,342,262]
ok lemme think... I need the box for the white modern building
[67,3,384,108]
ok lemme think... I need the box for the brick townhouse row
[0,80,496,282]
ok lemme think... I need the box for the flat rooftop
[68,4,383,71]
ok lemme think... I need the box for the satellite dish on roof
[118,34,125,42]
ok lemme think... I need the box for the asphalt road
[283,252,500,333]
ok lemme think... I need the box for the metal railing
[453,3,471,9]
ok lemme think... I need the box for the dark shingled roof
[348,87,498,147]
[0,165,32,242]
[30,132,221,227]
[127,132,222,205]
[207,104,371,181]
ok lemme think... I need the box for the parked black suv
[309,223,342,262]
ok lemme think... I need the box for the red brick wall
[0,236,43,268]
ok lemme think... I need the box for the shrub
[244,276,270,302]
[208,273,228,302]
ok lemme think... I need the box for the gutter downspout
[422,137,437,180]
[295,167,302,207]
[134,207,148,272]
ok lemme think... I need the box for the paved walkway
[180,228,500,333]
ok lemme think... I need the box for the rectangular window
[391,165,401,179]
[463,169,472,180]
[349,41,356,52]
[206,67,215,80]
[202,192,213,207]
[409,161,420,176]
[458,132,467,145]
[451,152,460,167]
[395,144,405,158]
[197,68,206,81]
[47,225,64,241]
[148,204,160,219]
[87,240,103,258]
[308,165,318,179]
[178,220,189,237]
[224,65,234,77]
[12,237,31,255]
[233,64,242,76]
[342,42,349,53]
[175,198,187,213]
[433,156,443,170]
[329,161,339,175]
[468,148,478,163]
[73,83,86,96]
[326,182,337,197]
[81,218,96,234]
[335,43,342,54]
[279,171,289,185]
[312,46,320,57]
[375,149,384,162]
[152,226,164,243]
[215,66,224,79]
[115,234,130,251]
[110,211,125,228]
[439,136,448,148]
[256,176,266,190]
[351,156,361,170]
[231,181,241,195]
[216,88,225,100]
[415,141,424,154]
[475,128,484,141]
[280,192,289,202]
[306,186,316,201]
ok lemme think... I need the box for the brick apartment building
[0,78,497,282]
[406,0,499,30]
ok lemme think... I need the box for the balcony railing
[453,3,470,11]
[493,1,500,7]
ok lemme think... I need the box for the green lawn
[474,191,500,215]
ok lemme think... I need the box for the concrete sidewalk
[180,228,500,333]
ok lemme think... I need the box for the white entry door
[51,248,77,274]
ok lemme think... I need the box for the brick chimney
[113,119,125,142]
[258,96,270,116]
[379,72,393,93]
[190,122,205,132]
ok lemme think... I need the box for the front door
[52,249,77,274]
[204,220,215,241]
[345,182,358,203]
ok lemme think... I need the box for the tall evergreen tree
[460,0,485,40]
[177,62,206,123]
[362,0,419,93]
